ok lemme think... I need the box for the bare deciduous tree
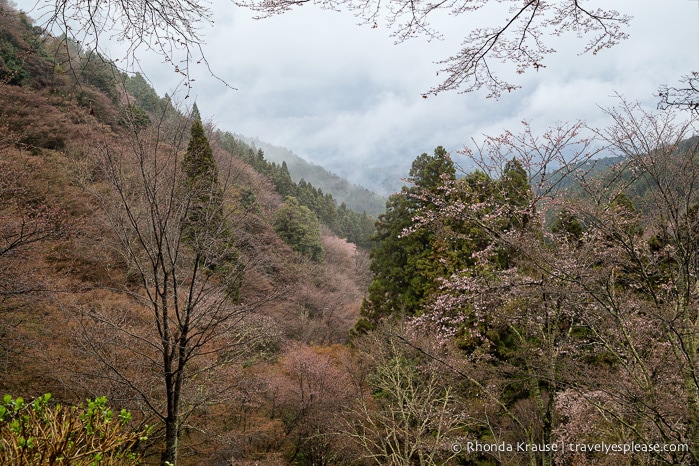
[344,327,464,465]
[76,105,266,465]
[659,71,699,114]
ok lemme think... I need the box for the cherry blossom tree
[401,102,699,464]
[264,343,353,464]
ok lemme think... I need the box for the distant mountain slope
[540,136,699,214]
[237,136,387,217]
[527,154,626,195]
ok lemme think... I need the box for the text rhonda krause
[464,441,689,455]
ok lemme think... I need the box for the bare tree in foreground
[77,106,261,465]
[343,327,465,465]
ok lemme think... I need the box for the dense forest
[229,137,387,218]
[3,2,699,465]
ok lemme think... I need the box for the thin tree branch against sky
[235,0,632,98]
[19,0,631,96]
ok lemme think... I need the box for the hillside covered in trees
[0,4,373,463]
[3,2,699,465]
[231,137,387,218]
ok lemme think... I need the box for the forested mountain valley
[3,2,699,466]
[229,137,387,218]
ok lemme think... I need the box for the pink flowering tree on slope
[403,103,699,464]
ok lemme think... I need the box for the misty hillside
[235,136,387,217]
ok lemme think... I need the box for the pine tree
[190,102,202,122]
[273,161,296,197]
[181,113,242,300]
[183,114,218,192]
[182,114,222,229]
[361,147,456,322]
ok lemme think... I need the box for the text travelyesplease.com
[452,441,689,455]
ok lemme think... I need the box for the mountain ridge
[235,135,387,217]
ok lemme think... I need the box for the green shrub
[0,393,150,465]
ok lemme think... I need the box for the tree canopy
[360,147,534,328]
[274,196,325,262]
[361,147,455,321]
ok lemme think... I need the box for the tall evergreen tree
[183,115,217,189]
[273,161,296,197]
[361,147,455,323]
[182,114,221,229]
[181,113,241,300]
[190,102,202,122]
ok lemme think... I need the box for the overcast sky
[17,0,699,193]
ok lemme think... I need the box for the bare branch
[659,71,699,115]
[237,0,631,97]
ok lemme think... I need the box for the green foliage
[183,118,218,185]
[349,331,462,465]
[217,132,376,248]
[118,104,151,130]
[181,116,243,301]
[361,147,456,321]
[239,187,258,212]
[123,73,163,114]
[233,138,387,216]
[273,161,296,197]
[78,51,121,102]
[0,7,54,87]
[0,394,149,465]
[500,158,532,229]
[0,32,28,85]
[361,151,535,324]
[182,117,222,231]
[274,196,325,261]
[190,102,202,123]
[362,191,423,320]
[550,208,584,241]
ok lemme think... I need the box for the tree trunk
[162,414,179,465]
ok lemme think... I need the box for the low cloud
[18,0,698,192]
